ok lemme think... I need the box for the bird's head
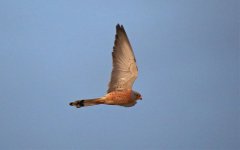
[133,91,142,100]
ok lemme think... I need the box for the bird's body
[69,24,142,108]
[70,90,141,108]
[105,90,142,107]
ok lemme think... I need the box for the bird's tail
[69,98,105,108]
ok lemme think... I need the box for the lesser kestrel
[69,24,142,108]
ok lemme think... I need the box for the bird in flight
[69,24,142,108]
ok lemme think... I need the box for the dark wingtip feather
[116,24,124,31]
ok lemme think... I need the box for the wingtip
[116,24,124,30]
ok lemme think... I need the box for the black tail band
[79,100,85,107]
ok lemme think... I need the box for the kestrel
[69,24,142,108]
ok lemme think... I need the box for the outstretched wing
[107,24,138,93]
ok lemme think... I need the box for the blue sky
[0,0,239,149]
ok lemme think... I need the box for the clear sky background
[0,0,239,150]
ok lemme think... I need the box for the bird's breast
[105,90,134,105]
